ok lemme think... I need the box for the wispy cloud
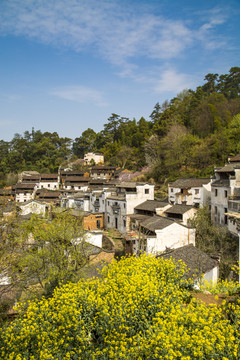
[0,1,234,97]
[154,69,195,93]
[50,85,108,107]
[0,0,229,65]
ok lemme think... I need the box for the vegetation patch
[1,255,239,359]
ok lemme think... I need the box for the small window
[224,190,228,198]
[124,203,126,209]
[215,206,217,214]
[123,219,126,228]
[96,220,101,228]
[170,188,173,193]
[195,189,199,195]
[107,216,110,223]
[145,189,149,194]
[48,184,50,188]
[215,189,218,196]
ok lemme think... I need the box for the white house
[168,178,211,207]
[163,204,197,226]
[38,174,59,190]
[133,215,195,255]
[15,183,37,202]
[19,200,48,216]
[63,176,90,191]
[211,155,240,234]
[61,192,90,212]
[158,244,219,285]
[84,152,104,165]
[105,182,154,233]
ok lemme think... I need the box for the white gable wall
[146,223,195,255]
[20,201,47,216]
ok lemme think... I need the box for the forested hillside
[1,67,240,186]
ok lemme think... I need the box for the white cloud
[0,0,228,66]
[0,0,233,95]
[50,85,108,107]
[154,69,195,93]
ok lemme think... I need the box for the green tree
[72,128,97,158]
[190,207,238,279]
[7,211,88,299]
[115,145,133,168]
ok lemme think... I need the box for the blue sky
[0,0,240,141]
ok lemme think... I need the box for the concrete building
[128,215,195,255]
[168,178,211,207]
[163,204,197,226]
[15,183,37,202]
[105,182,154,233]
[211,155,240,234]
[38,174,59,190]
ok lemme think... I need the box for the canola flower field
[0,255,240,360]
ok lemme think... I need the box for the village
[1,151,240,289]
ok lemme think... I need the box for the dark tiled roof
[140,216,174,232]
[40,174,58,179]
[22,175,40,181]
[216,164,236,173]
[61,171,85,176]
[211,179,230,187]
[89,179,108,185]
[128,214,150,221]
[117,181,137,188]
[164,204,194,215]
[135,200,169,211]
[157,244,219,279]
[229,154,240,162]
[169,178,210,188]
[15,183,36,190]
[65,176,91,182]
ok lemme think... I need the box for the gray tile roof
[65,176,91,182]
[157,244,219,279]
[134,200,169,211]
[164,204,194,215]
[216,164,236,173]
[117,182,137,188]
[169,178,210,188]
[140,216,174,232]
[229,154,240,162]
[15,183,36,190]
[211,179,230,187]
